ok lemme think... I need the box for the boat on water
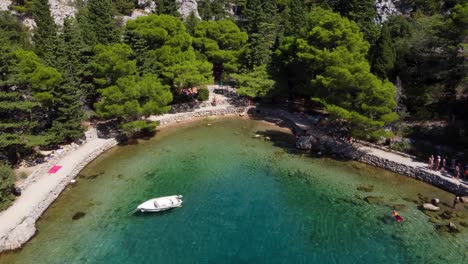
[137,195,183,213]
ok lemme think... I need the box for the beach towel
[48,165,62,174]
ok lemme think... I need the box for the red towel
[48,165,62,174]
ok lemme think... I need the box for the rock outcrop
[49,0,77,25]
[177,0,201,19]
[0,1,12,11]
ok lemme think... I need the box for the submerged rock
[356,184,374,192]
[364,196,385,205]
[440,210,453,220]
[423,203,440,211]
[448,222,459,233]
[72,212,86,220]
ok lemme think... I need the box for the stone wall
[350,148,468,196]
[156,106,249,126]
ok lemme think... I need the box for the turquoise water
[1,118,467,263]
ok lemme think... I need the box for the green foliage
[125,15,213,90]
[32,0,58,64]
[197,86,209,101]
[0,48,58,163]
[0,162,14,210]
[370,25,396,79]
[198,0,231,20]
[239,0,278,68]
[185,11,200,36]
[9,0,34,15]
[193,20,248,80]
[95,74,172,120]
[113,0,136,15]
[83,0,120,45]
[276,8,398,138]
[92,43,136,88]
[231,65,275,98]
[154,0,180,17]
[121,120,158,137]
[388,3,467,120]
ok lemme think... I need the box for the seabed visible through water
[1,118,467,264]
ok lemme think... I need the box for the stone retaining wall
[351,149,468,196]
[155,106,250,126]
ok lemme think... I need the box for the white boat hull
[137,195,183,213]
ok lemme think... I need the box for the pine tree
[32,0,58,64]
[198,0,230,20]
[155,0,180,17]
[48,18,85,141]
[370,25,396,79]
[283,0,307,36]
[240,0,278,68]
[185,11,200,36]
[85,0,120,45]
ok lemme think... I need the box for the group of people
[427,155,468,180]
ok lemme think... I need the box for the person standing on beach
[441,157,447,172]
[428,156,433,169]
[435,156,441,171]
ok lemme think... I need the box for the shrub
[120,120,158,137]
[197,86,209,101]
[0,162,15,210]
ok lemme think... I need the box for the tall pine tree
[370,25,396,79]
[155,0,180,17]
[84,0,120,46]
[48,18,85,141]
[32,0,58,65]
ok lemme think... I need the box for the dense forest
[0,0,466,169]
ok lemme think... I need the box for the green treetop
[83,0,121,45]
[125,15,213,91]
[154,0,180,17]
[32,0,58,64]
[0,162,15,210]
[193,20,248,80]
[370,25,396,79]
[198,0,232,21]
[231,64,275,98]
[276,8,398,139]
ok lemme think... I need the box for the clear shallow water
[1,118,467,264]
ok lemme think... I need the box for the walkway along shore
[0,85,466,252]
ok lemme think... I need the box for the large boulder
[296,136,317,150]
[423,203,440,211]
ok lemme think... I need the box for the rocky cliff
[0,0,200,27]
[0,1,410,28]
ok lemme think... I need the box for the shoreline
[0,104,466,253]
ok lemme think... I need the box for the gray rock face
[177,0,201,19]
[375,0,414,22]
[0,1,12,11]
[49,0,77,25]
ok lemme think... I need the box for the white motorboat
[137,195,183,212]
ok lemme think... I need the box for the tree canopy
[276,8,398,138]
